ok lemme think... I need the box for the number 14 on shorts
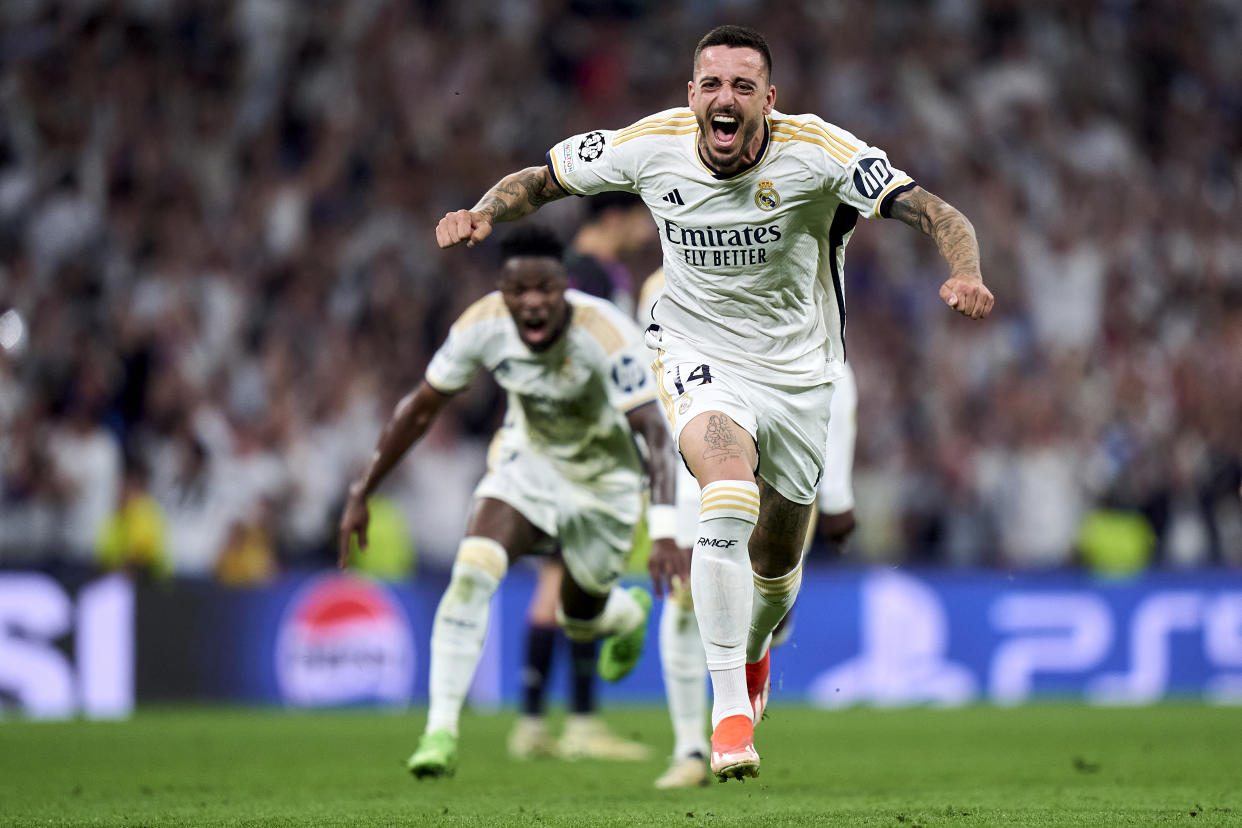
[673,363,712,394]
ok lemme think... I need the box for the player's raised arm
[888,186,994,320]
[338,381,450,568]
[436,166,569,249]
[625,401,688,597]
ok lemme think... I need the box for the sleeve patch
[577,131,606,162]
[611,354,649,394]
[853,156,897,200]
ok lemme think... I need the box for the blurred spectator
[214,502,279,587]
[1077,504,1157,578]
[1,0,1239,573]
[96,456,171,580]
[148,415,235,577]
[45,394,122,565]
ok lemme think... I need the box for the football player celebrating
[436,24,992,781]
[339,226,684,778]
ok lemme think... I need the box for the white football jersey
[425,289,656,483]
[546,108,914,386]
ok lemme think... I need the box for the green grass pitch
[2,704,1240,826]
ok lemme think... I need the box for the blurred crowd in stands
[1,0,1239,581]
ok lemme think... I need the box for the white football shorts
[474,432,641,596]
[648,333,834,506]
[669,360,856,532]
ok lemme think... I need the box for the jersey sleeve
[582,301,657,413]
[607,333,658,413]
[424,298,500,393]
[546,129,639,196]
[814,119,916,219]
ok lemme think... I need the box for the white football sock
[659,594,708,758]
[425,538,507,736]
[747,562,803,663]
[708,666,749,728]
[691,480,760,728]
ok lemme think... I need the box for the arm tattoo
[890,187,981,281]
[702,414,744,464]
[473,166,567,224]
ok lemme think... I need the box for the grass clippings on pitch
[2,704,1239,826]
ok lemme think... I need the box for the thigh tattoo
[702,414,744,464]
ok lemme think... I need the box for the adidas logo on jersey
[661,189,685,205]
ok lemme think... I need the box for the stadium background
[1,0,1241,719]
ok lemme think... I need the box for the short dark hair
[583,191,643,221]
[499,224,564,264]
[693,25,772,80]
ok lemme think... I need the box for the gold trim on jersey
[651,350,676,426]
[770,132,851,165]
[771,117,858,155]
[571,305,626,355]
[614,124,698,146]
[614,110,696,142]
[873,176,915,216]
[770,120,857,165]
[453,292,508,332]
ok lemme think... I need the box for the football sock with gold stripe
[426,537,508,737]
[747,562,802,663]
[691,480,761,727]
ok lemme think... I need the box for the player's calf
[425,538,508,739]
[744,560,800,724]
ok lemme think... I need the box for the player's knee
[697,480,760,527]
[448,537,508,597]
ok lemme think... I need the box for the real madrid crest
[754,180,780,212]
[678,394,693,415]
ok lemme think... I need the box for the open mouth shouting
[709,111,742,153]
[517,313,553,348]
